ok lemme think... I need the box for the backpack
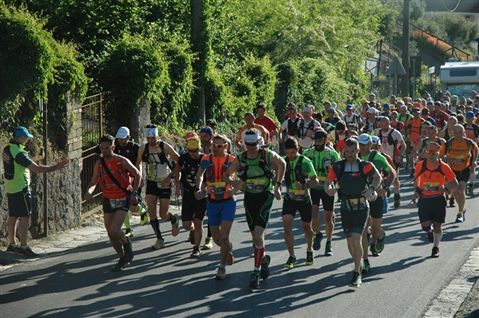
[237,149,273,181]
[299,119,314,139]
[287,117,301,137]
[307,147,332,173]
[141,141,173,170]
[206,154,231,182]
[284,155,306,186]
[334,159,370,199]
[443,138,474,158]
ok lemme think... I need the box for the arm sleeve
[15,152,33,167]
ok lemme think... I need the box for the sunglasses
[213,143,226,149]
[427,151,439,156]
[245,142,258,147]
[188,148,199,153]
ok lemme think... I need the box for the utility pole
[402,0,410,98]
[191,0,207,124]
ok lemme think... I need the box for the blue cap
[14,126,33,138]
[346,104,353,110]
[383,103,390,110]
[200,127,213,135]
[466,111,475,119]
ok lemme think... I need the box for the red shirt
[254,115,278,134]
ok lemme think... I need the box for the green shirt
[283,155,316,201]
[303,147,340,189]
[238,149,273,194]
[3,140,33,193]
[360,150,392,183]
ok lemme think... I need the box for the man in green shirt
[3,126,70,258]
[358,134,396,274]
[303,130,340,256]
[281,137,319,269]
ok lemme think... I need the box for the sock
[254,245,265,271]
[219,263,226,269]
[433,232,443,247]
[21,244,28,249]
[123,212,131,229]
[168,213,176,224]
[138,205,145,214]
[207,224,212,238]
[150,218,162,239]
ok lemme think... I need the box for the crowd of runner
[3,90,479,289]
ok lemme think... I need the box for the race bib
[208,181,227,194]
[344,198,367,210]
[317,176,326,186]
[245,179,266,191]
[423,182,440,192]
[110,198,127,209]
[287,189,307,200]
[452,156,465,163]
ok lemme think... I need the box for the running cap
[327,108,335,113]
[115,126,130,139]
[358,133,372,144]
[14,126,33,138]
[200,127,213,136]
[346,104,354,110]
[146,126,158,137]
[426,142,441,153]
[302,106,312,114]
[383,104,390,110]
[313,130,328,140]
[244,133,259,143]
[187,138,201,150]
[466,111,475,119]
[367,108,377,114]
[185,132,198,140]
[371,136,381,146]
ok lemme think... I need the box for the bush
[98,34,170,129]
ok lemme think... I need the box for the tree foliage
[416,12,479,44]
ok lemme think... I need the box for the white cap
[367,108,377,114]
[302,106,312,114]
[358,133,372,144]
[371,136,381,145]
[115,126,130,139]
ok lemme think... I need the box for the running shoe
[226,243,234,265]
[171,214,180,236]
[349,271,361,288]
[124,239,134,263]
[362,259,370,274]
[393,193,400,208]
[305,250,314,265]
[370,243,379,257]
[449,197,455,207]
[427,230,434,244]
[260,255,271,279]
[125,228,133,238]
[375,230,386,254]
[19,246,40,258]
[455,213,464,223]
[284,256,297,269]
[6,244,20,253]
[409,170,415,179]
[151,238,165,250]
[190,246,201,258]
[313,232,323,251]
[215,267,226,280]
[249,271,260,289]
[112,257,129,272]
[189,230,195,245]
[202,237,213,250]
[324,241,333,256]
[431,246,440,258]
[139,210,149,226]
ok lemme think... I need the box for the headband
[244,134,259,143]
[146,127,158,137]
[200,127,213,135]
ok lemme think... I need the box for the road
[1,170,479,318]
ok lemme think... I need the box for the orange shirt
[415,160,456,198]
[440,138,477,171]
[406,118,424,143]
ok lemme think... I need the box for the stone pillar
[130,98,150,144]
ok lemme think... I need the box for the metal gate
[80,92,106,216]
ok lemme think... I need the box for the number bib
[208,181,227,194]
[245,179,266,192]
[287,189,308,201]
[343,197,367,211]
[423,182,440,192]
[110,197,127,209]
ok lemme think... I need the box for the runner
[113,126,148,237]
[3,126,70,258]
[281,137,319,269]
[236,112,270,151]
[357,134,396,274]
[343,104,363,128]
[324,137,381,288]
[84,135,140,271]
[411,125,446,163]
[297,106,321,152]
[440,125,478,223]
[303,130,340,256]
[173,133,206,258]
[223,129,286,289]
[280,103,302,139]
[195,134,236,280]
[375,117,406,208]
[199,126,215,249]
[255,102,281,145]
[412,142,458,257]
[463,111,479,195]
[136,124,180,250]
[406,108,425,174]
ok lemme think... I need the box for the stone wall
[0,92,83,246]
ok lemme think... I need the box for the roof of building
[425,0,479,13]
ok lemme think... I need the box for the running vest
[114,141,139,164]
[3,141,30,193]
[237,149,273,194]
[333,159,370,199]
[378,129,400,158]
[443,138,475,171]
[299,119,314,139]
[179,153,204,191]
[306,147,334,188]
[142,142,171,181]
[98,155,132,199]
[406,118,424,142]
[205,154,233,200]
[287,117,301,137]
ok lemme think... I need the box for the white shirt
[376,128,403,158]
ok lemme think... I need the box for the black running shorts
[369,196,384,219]
[244,191,274,231]
[310,188,334,211]
[181,191,206,222]
[7,187,32,218]
[340,208,369,237]
[282,197,312,223]
[418,196,446,224]
[146,180,172,199]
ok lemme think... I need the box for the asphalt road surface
[1,170,479,318]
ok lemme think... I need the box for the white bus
[440,61,479,97]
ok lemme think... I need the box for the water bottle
[369,191,378,202]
